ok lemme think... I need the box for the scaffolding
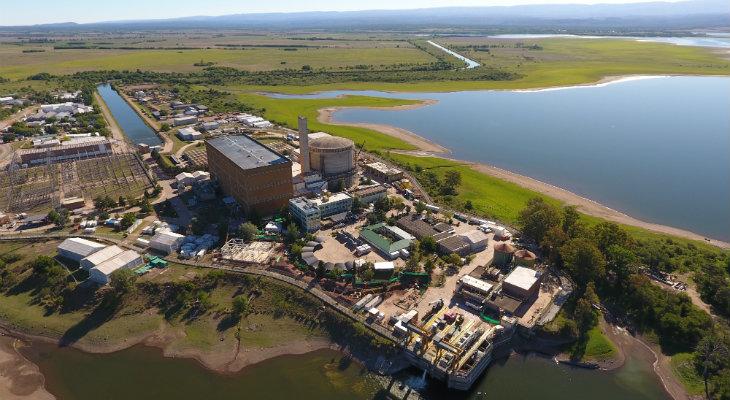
[220,239,278,264]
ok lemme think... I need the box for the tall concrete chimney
[298,116,310,174]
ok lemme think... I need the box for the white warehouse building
[89,250,144,284]
[79,245,124,271]
[57,238,106,262]
[149,231,185,254]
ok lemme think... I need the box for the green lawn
[582,325,617,361]
[390,154,561,224]
[238,92,421,152]
[670,352,705,396]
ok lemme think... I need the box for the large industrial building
[57,237,107,262]
[16,137,113,166]
[206,134,293,216]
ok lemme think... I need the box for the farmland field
[0,37,436,80]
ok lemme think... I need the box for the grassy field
[582,325,617,361]
[237,92,422,152]
[0,240,328,354]
[0,45,435,81]
[670,352,705,396]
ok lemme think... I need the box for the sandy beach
[317,90,730,249]
[0,336,54,400]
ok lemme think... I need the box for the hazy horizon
[0,0,692,26]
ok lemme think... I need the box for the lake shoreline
[316,84,730,249]
[0,317,335,390]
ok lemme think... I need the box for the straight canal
[96,83,162,146]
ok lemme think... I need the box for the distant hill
[6,0,730,31]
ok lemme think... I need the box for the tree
[285,223,300,242]
[605,245,638,288]
[391,197,406,213]
[420,236,437,254]
[232,295,250,317]
[560,238,606,287]
[591,222,630,254]
[30,256,56,275]
[464,200,473,210]
[562,205,581,235]
[94,195,116,211]
[518,197,562,245]
[424,258,435,275]
[444,253,462,267]
[351,197,363,212]
[119,212,136,230]
[444,170,462,194]
[109,268,137,297]
[47,207,69,227]
[361,267,375,281]
[541,225,568,265]
[237,222,258,242]
[139,197,153,214]
[574,296,598,335]
[415,201,427,214]
[695,332,729,400]
[374,196,391,214]
[160,123,170,131]
[118,196,127,207]
[405,246,422,272]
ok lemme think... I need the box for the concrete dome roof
[514,249,537,260]
[310,135,354,150]
[494,243,516,253]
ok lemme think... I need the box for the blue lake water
[97,83,162,146]
[487,34,730,48]
[272,76,730,241]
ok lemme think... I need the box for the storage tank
[309,135,355,185]
[513,249,537,267]
[493,242,516,268]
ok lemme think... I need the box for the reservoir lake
[21,342,669,400]
[97,83,162,146]
[273,76,730,241]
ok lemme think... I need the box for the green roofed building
[359,222,414,260]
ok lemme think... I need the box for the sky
[1,0,682,26]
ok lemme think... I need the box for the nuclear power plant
[296,117,356,188]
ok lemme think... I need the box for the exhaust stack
[298,116,310,174]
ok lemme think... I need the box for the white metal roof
[460,275,493,294]
[374,261,395,271]
[93,250,142,275]
[151,231,185,246]
[462,229,488,244]
[81,245,123,267]
[504,266,540,291]
[58,237,106,256]
[385,225,415,241]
